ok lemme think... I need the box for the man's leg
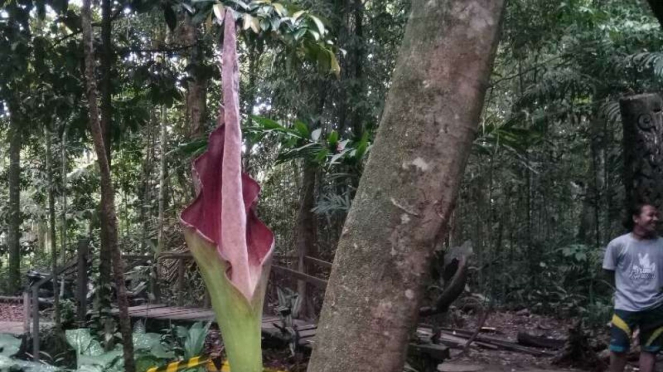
[610,311,635,372]
[610,351,628,372]
[639,351,656,372]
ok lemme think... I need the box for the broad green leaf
[243,14,254,30]
[327,130,338,147]
[0,334,20,357]
[311,128,322,141]
[229,0,250,10]
[293,27,307,40]
[66,329,103,358]
[308,14,325,35]
[132,332,162,350]
[292,10,305,20]
[314,148,329,163]
[329,50,340,77]
[250,16,261,33]
[270,17,282,30]
[0,355,61,371]
[273,3,285,16]
[251,115,285,130]
[294,120,309,138]
[213,3,225,21]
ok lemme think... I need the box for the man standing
[604,203,663,372]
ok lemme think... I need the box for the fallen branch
[462,305,492,355]
[517,332,566,350]
[432,329,556,356]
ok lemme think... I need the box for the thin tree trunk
[156,106,168,255]
[306,1,505,371]
[295,163,317,318]
[139,116,154,252]
[181,16,207,140]
[7,113,21,294]
[61,126,68,264]
[350,0,364,136]
[81,1,135,370]
[98,0,113,312]
[46,128,60,328]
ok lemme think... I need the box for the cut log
[517,332,566,350]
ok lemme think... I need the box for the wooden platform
[113,304,310,340]
[115,304,449,362]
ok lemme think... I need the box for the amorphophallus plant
[180,10,274,372]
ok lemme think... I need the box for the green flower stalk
[180,10,274,372]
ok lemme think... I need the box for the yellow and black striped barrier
[146,355,286,372]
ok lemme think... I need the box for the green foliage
[0,334,21,358]
[274,286,302,356]
[248,115,372,168]
[174,322,210,360]
[186,0,341,76]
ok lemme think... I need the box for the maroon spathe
[181,10,274,301]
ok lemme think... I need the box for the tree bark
[306,1,505,371]
[7,113,21,294]
[180,16,207,140]
[620,94,663,214]
[81,1,135,370]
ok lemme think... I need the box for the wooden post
[32,286,40,361]
[77,238,89,324]
[151,263,161,304]
[23,292,30,334]
[177,259,185,306]
[620,93,663,212]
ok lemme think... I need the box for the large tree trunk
[7,114,21,294]
[81,1,135,370]
[620,93,663,213]
[306,1,505,371]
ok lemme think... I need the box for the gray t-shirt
[603,233,663,311]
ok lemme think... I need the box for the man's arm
[604,269,615,288]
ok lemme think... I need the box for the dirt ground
[0,301,24,322]
[449,310,577,369]
[440,310,663,372]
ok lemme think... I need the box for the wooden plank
[152,309,215,320]
[126,303,170,312]
[298,329,317,338]
[304,256,332,269]
[271,265,328,289]
[157,252,192,260]
[23,292,30,334]
[0,296,23,303]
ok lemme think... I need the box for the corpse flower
[180,10,274,372]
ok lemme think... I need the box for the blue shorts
[610,304,663,353]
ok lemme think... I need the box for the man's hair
[624,202,655,231]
